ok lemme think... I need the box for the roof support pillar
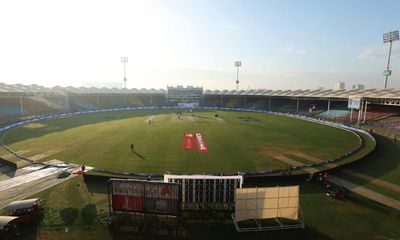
[363,100,368,123]
[357,100,364,125]
[350,109,353,124]
[20,95,24,117]
[327,99,331,116]
[268,97,271,109]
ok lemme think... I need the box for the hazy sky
[0,0,399,90]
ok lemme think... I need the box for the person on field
[81,165,86,172]
[130,144,134,152]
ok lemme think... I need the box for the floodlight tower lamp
[235,61,242,91]
[121,56,128,89]
[382,31,399,89]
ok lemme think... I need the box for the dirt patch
[22,123,47,129]
[185,115,198,122]
[274,155,318,174]
[169,114,200,123]
[290,152,337,168]
[144,115,156,123]
[290,152,325,163]
[1,150,31,160]
[27,149,61,161]
[259,147,294,158]
[215,117,225,123]
[169,114,181,123]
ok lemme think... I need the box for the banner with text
[110,179,181,216]
[195,133,208,152]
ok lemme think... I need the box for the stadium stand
[222,96,245,108]
[1,83,400,137]
[0,98,21,117]
[202,95,221,107]
[68,95,99,111]
[126,95,145,107]
[363,105,400,121]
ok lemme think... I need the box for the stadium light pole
[382,31,399,89]
[234,61,242,91]
[121,56,128,88]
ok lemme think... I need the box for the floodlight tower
[383,31,399,89]
[234,61,242,91]
[121,56,128,88]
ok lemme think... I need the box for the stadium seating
[21,97,63,116]
[0,98,22,117]
[97,95,126,109]
[222,97,245,108]
[68,95,99,111]
[126,95,144,107]
[364,116,400,138]
[318,110,350,120]
[245,97,268,110]
[151,95,167,106]
[202,96,221,107]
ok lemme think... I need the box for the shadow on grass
[107,212,333,240]
[184,222,333,240]
[0,165,16,178]
[82,204,98,224]
[18,220,41,240]
[84,179,109,194]
[337,134,400,181]
[59,207,79,226]
[238,116,260,122]
[133,151,146,160]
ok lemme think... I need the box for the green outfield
[1,109,366,174]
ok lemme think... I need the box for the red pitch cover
[183,133,195,150]
[195,133,208,152]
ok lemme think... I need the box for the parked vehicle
[4,198,43,224]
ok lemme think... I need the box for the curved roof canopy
[0,83,400,99]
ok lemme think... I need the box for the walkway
[274,153,400,211]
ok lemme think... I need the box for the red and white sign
[111,181,144,212]
[195,133,208,152]
[183,133,195,150]
[110,179,181,215]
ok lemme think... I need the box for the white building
[352,84,365,90]
[334,82,345,90]
[167,85,203,107]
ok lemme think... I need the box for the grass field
[1,109,363,174]
[1,109,398,239]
